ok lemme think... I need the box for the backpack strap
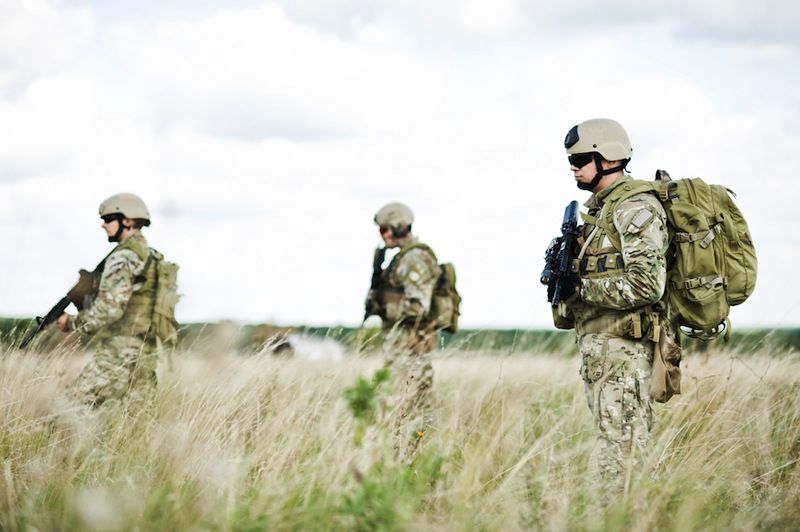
[589,180,658,251]
[134,249,155,284]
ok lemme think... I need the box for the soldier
[557,119,670,491]
[366,202,441,463]
[56,193,162,413]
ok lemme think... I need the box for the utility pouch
[650,330,682,403]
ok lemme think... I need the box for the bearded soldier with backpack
[364,202,460,463]
[56,193,179,413]
[547,118,757,492]
[549,119,671,491]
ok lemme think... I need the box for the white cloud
[104,4,443,141]
[0,1,797,328]
[0,0,94,96]
[459,0,519,34]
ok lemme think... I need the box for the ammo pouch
[552,306,575,330]
[576,309,653,339]
[651,329,682,403]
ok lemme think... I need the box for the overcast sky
[1,0,798,329]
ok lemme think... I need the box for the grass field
[1,342,799,531]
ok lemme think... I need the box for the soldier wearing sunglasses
[56,193,162,414]
[366,202,440,464]
[559,119,670,492]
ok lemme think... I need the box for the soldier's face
[571,155,598,188]
[379,225,397,247]
[102,217,120,238]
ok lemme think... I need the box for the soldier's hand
[55,313,70,332]
[560,274,581,302]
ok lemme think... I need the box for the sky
[1,0,799,329]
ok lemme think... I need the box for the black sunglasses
[568,153,595,169]
[101,214,123,224]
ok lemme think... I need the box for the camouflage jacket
[380,237,440,325]
[69,233,149,336]
[568,175,669,336]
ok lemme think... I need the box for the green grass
[1,340,799,530]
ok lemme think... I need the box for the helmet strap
[577,154,629,191]
[108,217,130,243]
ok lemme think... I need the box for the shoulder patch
[627,209,654,234]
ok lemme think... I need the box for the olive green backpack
[597,170,757,340]
[389,243,462,333]
[433,262,461,333]
[149,250,180,346]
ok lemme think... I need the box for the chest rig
[573,212,625,279]
[568,181,663,341]
[101,234,158,339]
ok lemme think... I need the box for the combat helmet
[374,202,413,237]
[564,118,632,191]
[99,193,151,226]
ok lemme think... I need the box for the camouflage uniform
[379,238,440,463]
[562,175,669,489]
[68,233,158,412]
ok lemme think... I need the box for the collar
[584,174,633,210]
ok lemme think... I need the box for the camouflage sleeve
[394,248,440,319]
[580,194,668,310]
[72,249,142,333]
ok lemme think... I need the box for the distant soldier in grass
[365,202,441,463]
[551,119,671,491]
[56,193,167,413]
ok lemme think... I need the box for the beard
[576,173,604,191]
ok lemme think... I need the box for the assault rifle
[363,246,386,323]
[540,200,580,307]
[19,254,110,349]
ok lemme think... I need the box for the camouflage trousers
[72,336,158,414]
[382,324,436,464]
[579,332,653,491]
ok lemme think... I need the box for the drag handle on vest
[541,200,580,307]
[19,254,110,349]
[363,246,387,322]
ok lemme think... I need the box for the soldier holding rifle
[364,202,441,463]
[543,119,670,491]
[54,193,165,413]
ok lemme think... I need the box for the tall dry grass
[1,344,798,531]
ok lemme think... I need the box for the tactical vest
[568,178,663,339]
[382,242,461,333]
[380,242,438,318]
[102,234,157,339]
[383,242,437,287]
